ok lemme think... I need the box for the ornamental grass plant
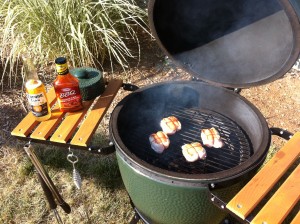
[0,0,149,88]
[0,1,149,222]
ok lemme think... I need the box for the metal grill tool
[66,148,91,223]
[24,143,71,223]
[67,148,82,190]
[36,172,64,224]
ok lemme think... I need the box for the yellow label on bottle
[25,79,50,118]
[56,63,69,75]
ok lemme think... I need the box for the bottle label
[56,86,82,110]
[29,102,49,117]
[26,92,49,117]
[59,88,77,99]
[56,63,69,75]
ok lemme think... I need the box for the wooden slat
[226,132,300,219]
[11,88,57,137]
[291,210,300,224]
[251,164,300,224]
[70,79,123,147]
[30,104,65,140]
[50,100,93,143]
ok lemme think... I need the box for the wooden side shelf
[11,79,123,149]
[226,132,300,224]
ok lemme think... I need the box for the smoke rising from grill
[153,0,294,87]
[112,0,299,176]
[113,81,269,176]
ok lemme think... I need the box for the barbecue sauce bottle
[53,57,83,112]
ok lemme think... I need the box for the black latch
[123,83,139,91]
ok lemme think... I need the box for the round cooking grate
[121,106,253,174]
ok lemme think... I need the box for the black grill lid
[148,0,300,88]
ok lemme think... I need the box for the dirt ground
[1,37,300,150]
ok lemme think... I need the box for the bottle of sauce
[24,56,51,121]
[53,57,83,112]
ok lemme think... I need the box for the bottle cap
[55,57,69,75]
[55,57,67,64]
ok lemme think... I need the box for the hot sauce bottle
[53,57,83,112]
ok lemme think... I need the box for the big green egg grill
[109,0,300,223]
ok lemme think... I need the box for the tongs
[24,143,71,223]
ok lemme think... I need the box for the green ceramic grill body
[70,67,105,101]
[110,1,300,223]
[117,151,245,224]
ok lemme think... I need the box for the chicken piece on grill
[201,129,214,147]
[182,142,207,162]
[149,131,170,153]
[201,127,224,148]
[160,116,181,135]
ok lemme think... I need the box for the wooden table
[225,132,300,224]
[11,79,123,151]
[10,79,124,220]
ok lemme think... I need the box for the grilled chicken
[160,116,181,135]
[201,127,224,148]
[149,131,170,153]
[182,142,207,162]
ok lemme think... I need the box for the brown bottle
[53,57,83,112]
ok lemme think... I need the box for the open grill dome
[148,0,300,88]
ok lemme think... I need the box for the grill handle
[104,80,138,91]
[104,79,139,92]
[88,142,116,155]
[122,83,139,91]
[270,127,293,140]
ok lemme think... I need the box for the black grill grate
[121,106,253,174]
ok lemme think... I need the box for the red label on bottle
[56,86,82,111]
[59,88,77,99]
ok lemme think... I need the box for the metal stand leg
[129,197,142,224]
[128,197,153,224]
[129,209,141,224]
